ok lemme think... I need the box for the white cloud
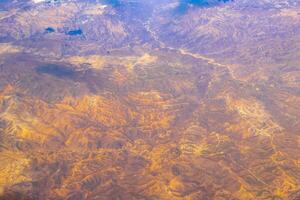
[32,0,47,3]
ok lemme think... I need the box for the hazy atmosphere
[0,0,300,199]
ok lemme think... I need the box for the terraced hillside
[0,0,300,199]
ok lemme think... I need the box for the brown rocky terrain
[0,0,300,199]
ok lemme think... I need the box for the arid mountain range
[0,0,300,199]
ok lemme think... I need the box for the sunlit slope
[1,49,300,199]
